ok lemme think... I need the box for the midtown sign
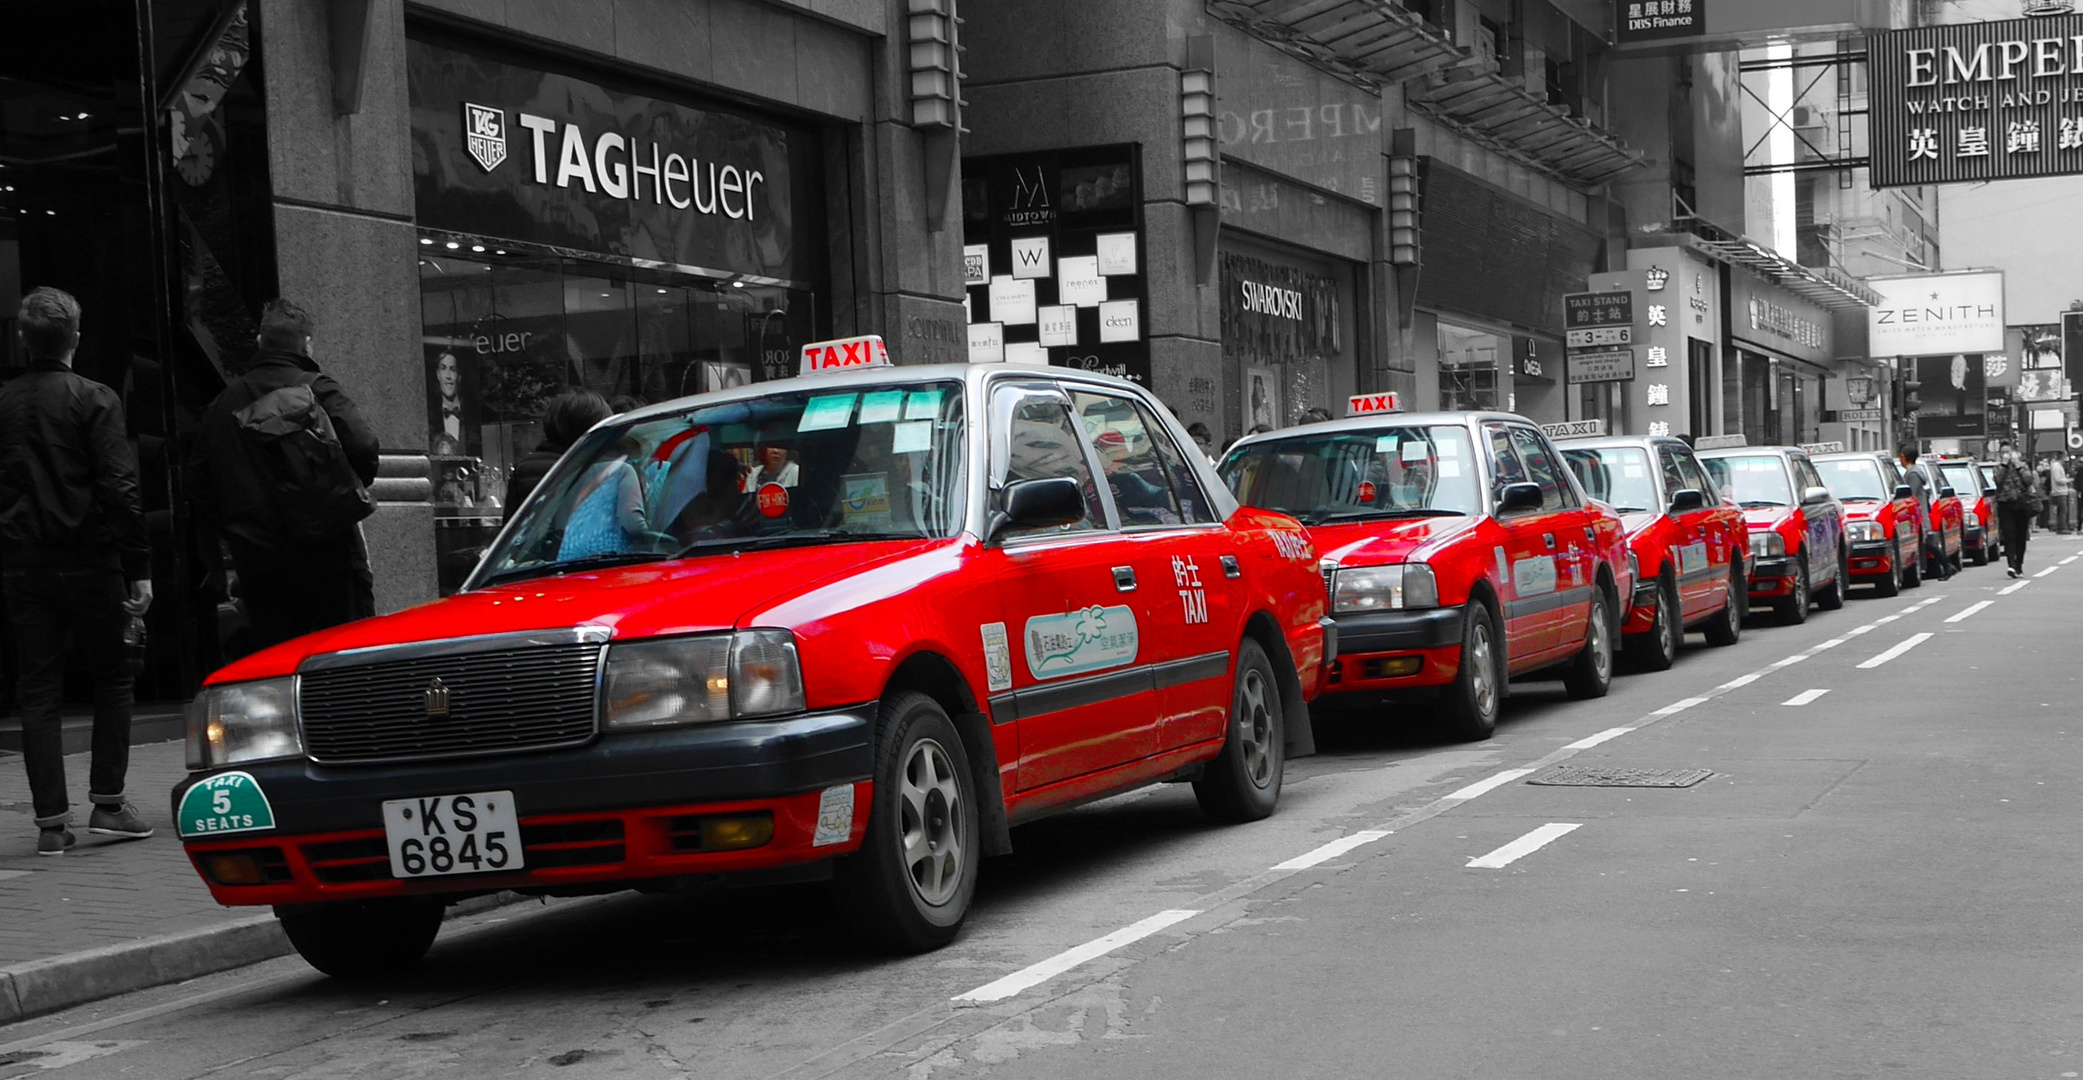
[1871,15,2083,186]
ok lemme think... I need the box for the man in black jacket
[0,287,156,854]
[190,299,380,654]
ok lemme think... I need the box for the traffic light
[1901,371,1921,415]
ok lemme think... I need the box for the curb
[0,892,525,1025]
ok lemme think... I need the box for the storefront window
[1439,322,1504,412]
[417,246,815,593]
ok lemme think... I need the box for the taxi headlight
[1846,520,1883,542]
[1333,564,1438,613]
[186,677,302,770]
[1750,531,1786,558]
[603,631,805,729]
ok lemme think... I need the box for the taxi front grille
[298,643,603,764]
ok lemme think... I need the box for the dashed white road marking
[2063,555,2078,565]
[1783,688,1831,706]
[1444,768,1535,801]
[1857,632,1935,669]
[1272,830,1392,871]
[2035,565,2060,578]
[1467,823,1583,869]
[1718,672,1762,690]
[1654,696,1710,715]
[1946,601,1994,623]
[2001,580,2031,595]
[1564,726,1635,750]
[953,909,1200,1004]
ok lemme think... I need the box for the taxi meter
[800,334,892,374]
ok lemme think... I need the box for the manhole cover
[1526,766,1714,788]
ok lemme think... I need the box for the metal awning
[1690,237,1880,310]
[1206,0,1644,189]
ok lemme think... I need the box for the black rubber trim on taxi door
[987,650,1230,724]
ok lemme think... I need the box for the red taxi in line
[1813,450,1923,595]
[1697,442,1847,624]
[1218,404,1633,742]
[1555,427,1747,670]
[1916,457,1975,571]
[174,338,1331,975]
[1933,456,1998,566]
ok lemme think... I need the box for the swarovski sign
[1870,15,2083,186]
[1867,271,2007,356]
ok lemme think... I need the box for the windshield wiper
[1839,496,1881,503]
[1303,508,1467,524]
[481,551,662,587]
[1738,499,1788,509]
[671,529,894,559]
[1611,505,1650,513]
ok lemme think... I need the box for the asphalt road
[5,539,2080,1079]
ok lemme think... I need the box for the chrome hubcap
[899,737,964,907]
[1235,668,1275,789]
[1657,591,1676,657]
[1469,620,1496,719]
[1589,600,1611,680]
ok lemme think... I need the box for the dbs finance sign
[1870,15,2083,187]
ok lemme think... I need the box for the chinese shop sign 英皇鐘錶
[1870,15,2083,187]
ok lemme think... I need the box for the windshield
[1218,424,1482,524]
[1816,458,1888,502]
[1562,447,1657,512]
[1701,454,1793,508]
[1939,462,1981,499]
[476,380,967,586]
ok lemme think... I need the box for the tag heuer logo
[463,103,506,173]
[424,677,451,719]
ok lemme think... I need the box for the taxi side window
[1656,448,1690,504]
[1070,391,1200,529]
[995,387,1106,540]
[1132,401,1218,525]
[1485,425,1530,511]
[1879,457,1904,491]
[1673,448,1712,503]
[1793,456,1827,497]
[1506,426,1574,510]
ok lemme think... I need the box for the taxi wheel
[1440,602,1501,742]
[1817,546,1847,611]
[1775,556,1811,624]
[1625,578,1678,672]
[1903,543,1923,589]
[1874,550,1902,597]
[276,898,444,979]
[1562,590,1614,700]
[836,692,978,953]
[1193,639,1284,823]
[1703,564,1743,647]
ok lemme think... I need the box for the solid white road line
[1444,768,1535,801]
[1857,632,1934,669]
[2036,565,2060,578]
[1467,823,1583,869]
[1564,726,1636,750]
[1783,688,1831,706]
[2001,580,2031,595]
[1946,601,1994,623]
[1272,830,1392,871]
[953,909,1201,1004]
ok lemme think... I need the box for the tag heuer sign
[464,103,506,173]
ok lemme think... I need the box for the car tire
[1193,639,1284,824]
[1562,588,1614,700]
[1625,576,1678,672]
[1775,555,1810,624]
[1440,602,1502,742]
[1903,538,1923,588]
[1703,563,1743,647]
[277,898,444,979]
[1817,546,1847,610]
[835,692,979,953]
[1874,549,1902,597]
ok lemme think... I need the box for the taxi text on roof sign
[1346,392,1401,417]
[1540,419,1607,440]
[1693,434,1749,450]
[800,335,891,375]
[1799,441,1846,456]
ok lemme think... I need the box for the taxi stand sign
[800,334,892,375]
[1540,419,1607,440]
[1347,392,1401,417]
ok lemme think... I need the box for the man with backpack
[0,287,156,853]
[190,299,378,654]
[1993,442,2044,579]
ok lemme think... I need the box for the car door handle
[1583,526,1596,543]
[1220,555,1241,579]
[1113,566,1137,592]
[1544,533,1557,550]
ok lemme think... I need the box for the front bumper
[1847,539,1895,578]
[1748,554,1795,597]
[1323,606,1463,692]
[173,709,875,906]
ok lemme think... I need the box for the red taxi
[1697,443,1847,624]
[1925,457,1986,568]
[1812,450,1922,595]
[1218,405,1632,742]
[173,338,1330,974]
[1555,427,1746,670]
[1934,457,1998,566]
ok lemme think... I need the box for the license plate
[380,790,523,879]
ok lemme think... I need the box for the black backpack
[232,374,374,544]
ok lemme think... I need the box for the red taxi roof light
[1346,392,1400,417]
[799,334,891,376]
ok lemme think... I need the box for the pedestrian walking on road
[1993,442,2042,578]
[2050,455,2076,535]
[190,299,380,655]
[0,287,157,854]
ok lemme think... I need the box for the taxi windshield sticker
[903,389,944,421]
[177,771,276,838]
[798,393,857,432]
[891,420,934,454]
[841,473,893,529]
[981,622,1013,692]
[1375,434,1399,453]
[1024,604,1139,680]
[859,390,905,424]
[1513,555,1558,597]
[1401,441,1430,463]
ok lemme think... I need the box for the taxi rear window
[1218,424,1480,525]
[477,380,967,587]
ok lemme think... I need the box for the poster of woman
[426,346,480,458]
[1244,367,1280,434]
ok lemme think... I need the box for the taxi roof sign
[800,335,891,376]
[1346,392,1401,417]
[1798,440,1846,456]
[1540,419,1606,440]
[1694,434,1749,450]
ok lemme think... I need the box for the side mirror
[1669,488,1707,513]
[1498,482,1543,514]
[997,477,1085,537]
[1893,484,1913,500]
[1802,486,1833,505]
[1939,485,1957,499]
